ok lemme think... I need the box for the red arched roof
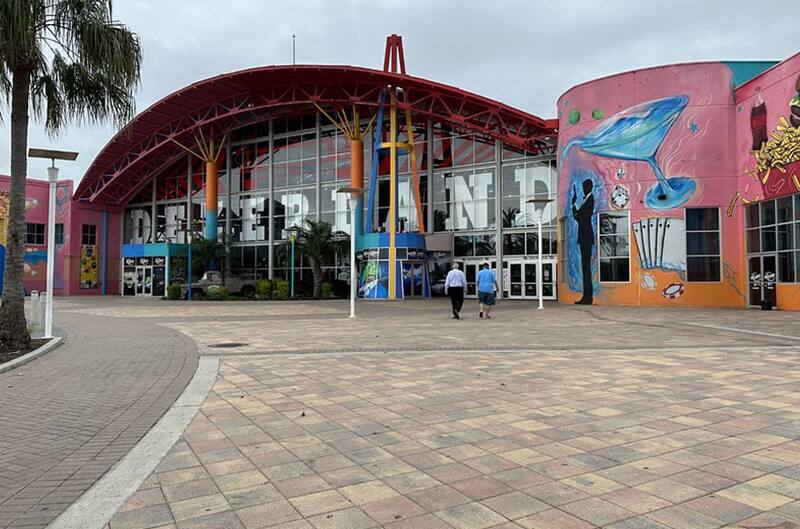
[75,64,557,205]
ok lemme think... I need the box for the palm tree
[294,220,347,299]
[0,1,141,350]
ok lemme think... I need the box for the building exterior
[4,37,800,309]
[557,52,800,308]
[71,36,559,301]
[0,176,121,295]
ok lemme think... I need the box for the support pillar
[350,139,364,236]
[204,160,218,241]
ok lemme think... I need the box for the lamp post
[337,186,364,319]
[527,195,554,310]
[287,226,300,300]
[28,148,78,338]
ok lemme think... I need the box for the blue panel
[724,61,778,88]
[123,243,188,258]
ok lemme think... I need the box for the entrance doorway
[136,266,152,296]
[401,260,427,297]
[748,254,777,307]
[455,260,497,298]
[503,258,557,300]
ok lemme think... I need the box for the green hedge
[321,282,332,299]
[274,280,290,300]
[166,284,182,300]
[256,279,272,298]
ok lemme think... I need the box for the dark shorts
[478,291,496,305]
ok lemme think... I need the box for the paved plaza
[3,297,800,529]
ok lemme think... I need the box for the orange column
[350,139,363,236]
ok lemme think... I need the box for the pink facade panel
[0,175,121,295]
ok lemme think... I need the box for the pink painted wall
[0,175,122,295]
[557,62,747,307]
[734,52,800,309]
[735,52,800,202]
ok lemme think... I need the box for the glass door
[524,262,537,298]
[541,261,556,298]
[762,254,777,306]
[749,254,777,307]
[748,256,762,306]
[136,266,153,296]
[509,262,523,298]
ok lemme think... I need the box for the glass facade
[123,112,556,292]
[746,195,800,284]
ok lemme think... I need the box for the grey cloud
[0,0,795,184]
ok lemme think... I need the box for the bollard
[30,291,40,331]
[39,292,47,334]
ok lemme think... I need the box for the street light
[287,226,300,300]
[28,148,79,338]
[337,186,364,319]
[527,194,554,310]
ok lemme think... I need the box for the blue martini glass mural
[563,96,695,210]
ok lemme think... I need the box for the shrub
[274,280,290,300]
[205,285,230,301]
[320,282,332,299]
[167,284,182,300]
[256,279,272,298]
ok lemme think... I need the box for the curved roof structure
[76,64,557,205]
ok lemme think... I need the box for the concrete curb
[46,357,219,529]
[0,336,63,374]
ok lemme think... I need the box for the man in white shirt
[444,263,467,319]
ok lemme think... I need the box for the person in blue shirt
[476,263,498,319]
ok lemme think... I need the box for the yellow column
[389,91,397,299]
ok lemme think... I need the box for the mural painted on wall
[559,62,745,306]
[80,245,98,289]
[735,72,800,210]
[564,96,696,211]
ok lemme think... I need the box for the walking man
[477,263,498,319]
[444,263,467,319]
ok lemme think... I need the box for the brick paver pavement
[104,294,800,529]
[0,300,198,529]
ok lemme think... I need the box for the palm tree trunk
[0,69,32,351]
[313,263,322,299]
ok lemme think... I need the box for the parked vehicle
[181,271,257,298]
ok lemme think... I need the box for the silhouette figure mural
[572,179,595,304]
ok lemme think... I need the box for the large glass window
[124,206,152,244]
[598,211,629,282]
[746,197,800,283]
[685,208,720,282]
[433,168,496,231]
[501,160,557,228]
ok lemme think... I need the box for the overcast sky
[0,0,796,184]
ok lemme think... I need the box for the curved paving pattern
[0,303,198,529]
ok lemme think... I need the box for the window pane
[687,232,720,256]
[777,197,794,224]
[687,256,721,281]
[761,200,776,225]
[503,234,525,255]
[779,252,795,283]
[762,226,777,252]
[475,234,495,256]
[599,212,627,235]
[600,258,629,282]
[599,235,629,257]
[454,236,473,257]
[686,208,719,231]
[746,203,760,228]
[778,223,794,251]
[747,228,760,253]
